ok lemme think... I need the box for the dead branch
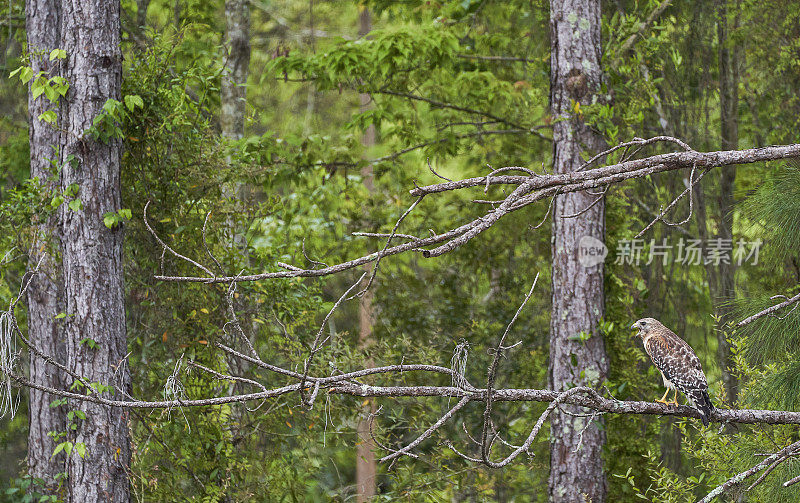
[13,368,800,426]
[151,143,800,284]
[410,144,800,196]
[737,290,800,327]
[698,440,800,502]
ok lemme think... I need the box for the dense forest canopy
[0,0,800,501]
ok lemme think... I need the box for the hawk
[631,318,714,426]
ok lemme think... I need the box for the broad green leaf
[51,442,67,458]
[49,48,66,61]
[19,66,34,83]
[38,110,57,124]
[32,82,46,100]
[103,213,117,229]
[124,94,144,111]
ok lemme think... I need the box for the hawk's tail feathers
[687,389,714,426]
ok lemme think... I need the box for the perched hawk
[631,318,714,426]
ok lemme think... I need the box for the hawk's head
[631,317,661,338]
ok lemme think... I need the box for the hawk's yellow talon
[666,389,679,407]
[655,388,671,404]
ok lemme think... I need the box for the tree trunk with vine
[59,1,131,500]
[25,0,67,493]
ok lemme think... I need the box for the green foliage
[102,209,132,229]
[3,0,800,500]
[0,475,59,503]
[735,165,800,414]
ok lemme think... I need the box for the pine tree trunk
[355,287,377,502]
[135,0,149,29]
[221,0,250,248]
[221,0,250,142]
[548,1,608,502]
[355,9,377,501]
[25,0,67,491]
[59,1,131,500]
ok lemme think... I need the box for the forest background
[1,0,800,501]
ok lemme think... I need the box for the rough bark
[59,1,131,501]
[221,0,250,142]
[25,0,67,492]
[547,1,609,502]
[355,9,377,501]
[221,0,250,247]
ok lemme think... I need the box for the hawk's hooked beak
[631,321,639,330]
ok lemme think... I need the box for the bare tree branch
[698,440,800,502]
[737,290,800,327]
[410,144,800,196]
[150,143,800,284]
[480,274,539,463]
[375,89,530,131]
[11,371,800,426]
[611,0,673,67]
[380,395,470,465]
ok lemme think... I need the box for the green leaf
[50,195,64,209]
[118,208,132,220]
[44,85,57,102]
[49,398,67,408]
[49,48,67,61]
[103,213,117,228]
[124,94,144,111]
[54,312,66,319]
[32,82,46,100]
[51,442,67,458]
[19,66,34,83]
[52,76,69,97]
[80,337,98,349]
[74,443,86,459]
[68,198,82,211]
[38,110,57,125]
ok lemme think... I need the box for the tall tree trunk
[355,9,377,502]
[25,0,67,492]
[221,0,250,142]
[59,1,131,500]
[355,288,377,502]
[714,0,738,404]
[548,1,608,502]
[221,0,250,249]
[135,0,149,29]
